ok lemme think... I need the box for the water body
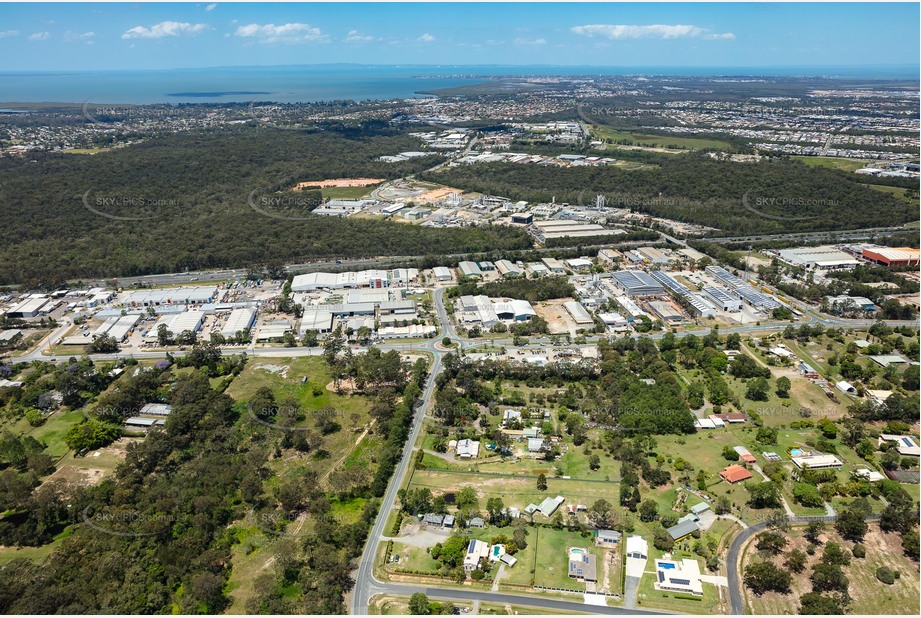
[0,64,916,105]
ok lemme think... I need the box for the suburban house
[567,549,598,583]
[456,439,480,459]
[595,529,621,546]
[655,558,703,596]
[792,454,843,469]
[463,539,490,571]
[720,464,753,484]
[879,434,921,457]
[666,519,699,542]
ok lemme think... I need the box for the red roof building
[720,464,753,484]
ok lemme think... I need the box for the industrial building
[457,295,535,327]
[530,219,625,242]
[777,246,861,270]
[647,301,683,324]
[705,265,781,310]
[495,259,523,278]
[146,310,205,340]
[219,308,256,339]
[291,270,390,291]
[458,261,483,279]
[564,301,594,327]
[4,296,49,318]
[123,286,217,307]
[527,262,550,277]
[862,246,920,267]
[541,257,566,273]
[566,258,593,271]
[610,270,665,296]
[635,247,672,265]
[432,267,453,282]
[703,287,743,312]
[824,295,876,313]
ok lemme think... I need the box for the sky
[0,2,918,72]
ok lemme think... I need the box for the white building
[456,439,480,459]
[654,558,703,596]
[463,539,490,571]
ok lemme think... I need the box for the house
[422,513,444,526]
[502,409,522,424]
[878,434,921,457]
[792,454,843,469]
[854,468,887,482]
[523,427,542,438]
[500,553,518,567]
[443,514,455,528]
[595,530,621,546]
[463,539,490,571]
[720,464,753,484]
[468,517,485,528]
[456,439,480,459]
[666,519,699,541]
[567,549,597,582]
[715,413,748,424]
[527,437,545,452]
[695,418,719,430]
[655,558,703,596]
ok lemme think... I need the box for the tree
[743,561,792,595]
[785,548,807,573]
[722,446,740,461]
[821,542,851,567]
[639,500,659,522]
[745,377,770,402]
[746,482,781,509]
[588,499,614,529]
[756,426,778,445]
[456,486,479,511]
[875,566,900,585]
[775,376,791,398]
[799,592,845,615]
[834,506,868,542]
[792,482,824,508]
[409,593,431,615]
[805,521,825,545]
[513,526,528,551]
[755,531,787,555]
[810,562,849,593]
[536,473,547,491]
[652,526,674,551]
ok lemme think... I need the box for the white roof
[792,454,843,468]
[220,308,256,337]
[626,535,648,558]
[564,301,593,324]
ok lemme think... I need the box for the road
[726,514,879,615]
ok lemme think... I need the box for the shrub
[876,566,899,585]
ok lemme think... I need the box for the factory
[495,260,523,278]
[458,261,484,279]
[219,308,257,339]
[610,270,665,297]
[541,257,566,274]
[824,295,876,313]
[3,296,50,318]
[703,287,743,312]
[776,246,861,270]
[291,270,391,291]
[564,301,594,329]
[299,309,334,334]
[123,286,218,307]
[530,219,625,243]
[432,267,454,282]
[456,295,535,328]
[145,310,206,341]
[705,265,781,311]
[647,301,684,324]
[861,246,920,267]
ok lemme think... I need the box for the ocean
[0,64,916,105]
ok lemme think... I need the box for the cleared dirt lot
[294,178,384,188]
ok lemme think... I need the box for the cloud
[703,32,736,40]
[571,24,734,41]
[344,29,375,43]
[0,30,19,38]
[28,31,50,41]
[122,21,208,40]
[205,3,218,11]
[515,37,546,45]
[63,31,95,43]
[234,22,327,44]
[417,33,435,43]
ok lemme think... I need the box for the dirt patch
[258,364,289,378]
[294,178,383,189]
[414,187,465,204]
[535,299,577,335]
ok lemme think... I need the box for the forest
[0,123,530,287]
[419,155,915,236]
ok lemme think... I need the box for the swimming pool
[657,561,676,570]
[569,548,586,558]
[790,448,803,456]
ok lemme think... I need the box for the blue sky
[1,2,918,71]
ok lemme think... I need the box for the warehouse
[220,308,257,339]
[541,257,566,273]
[495,259,523,278]
[597,312,629,329]
[0,329,22,345]
[566,258,593,272]
[379,324,436,339]
[432,267,453,282]
[291,270,390,291]
[255,319,292,342]
[610,271,665,296]
[777,246,860,270]
[124,286,217,307]
[636,247,671,265]
[703,287,743,312]
[527,262,550,277]
[145,310,205,340]
[4,296,49,318]
[647,301,683,324]
[564,301,594,326]
[391,268,420,285]
[824,295,876,313]
[105,314,142,342]
[530,220,624,242]
[458,261,483,279]
[685,294,717,318]
[862,246,920,267]
[615,295,645,319]
[493,300,536,322]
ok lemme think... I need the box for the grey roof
[468,516,485,527]
[666,519,699,540]
[423,513,444,525]
[597,529,622,541]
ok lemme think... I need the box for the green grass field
[867,184,920,209]
[791,156,868,173]
[590,125,732,151]
[320,185,378,200]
